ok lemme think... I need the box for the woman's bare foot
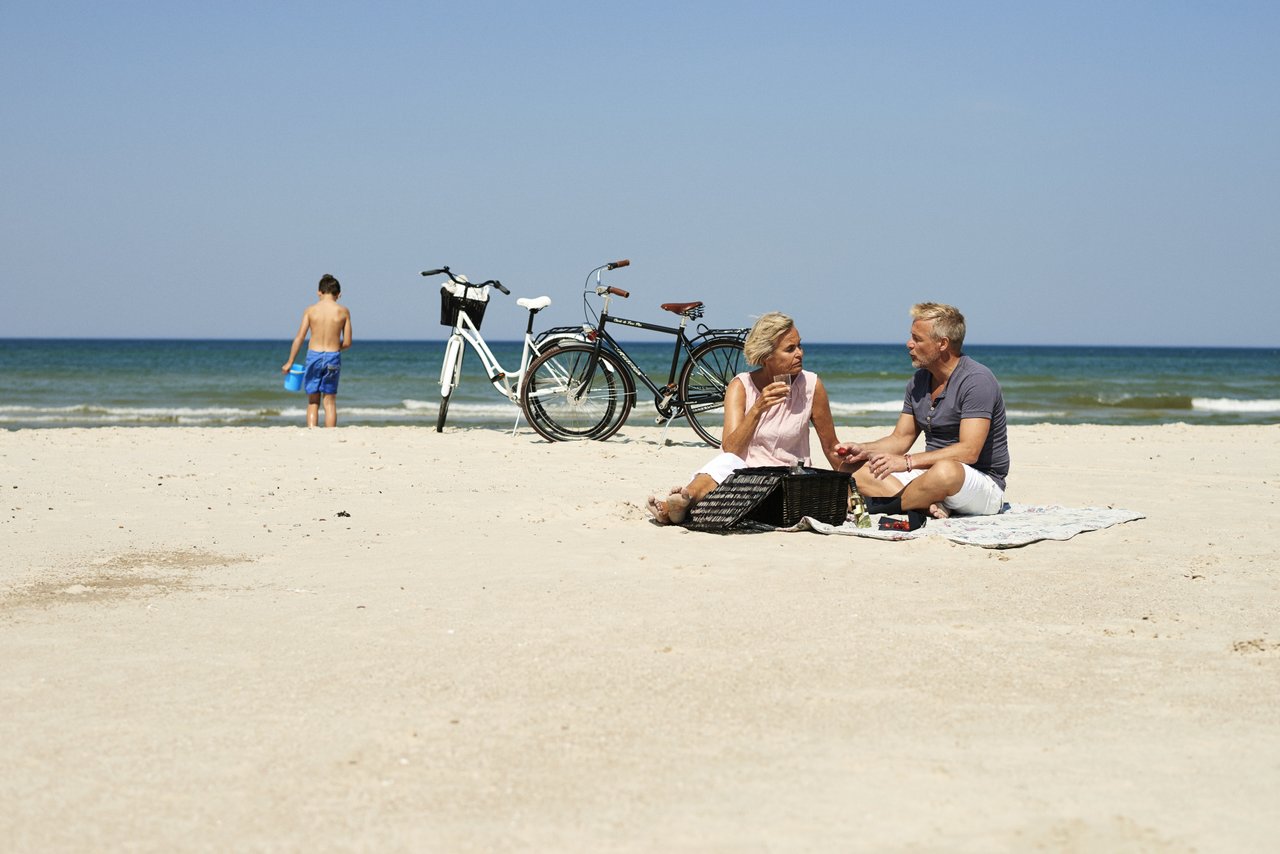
[647,494,672,524]
[647,486,689,525]
[666,489,692,524]
[928,503,952,520]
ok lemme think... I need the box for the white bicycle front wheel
[436,336,464,432]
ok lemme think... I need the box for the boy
[282,273,353,427]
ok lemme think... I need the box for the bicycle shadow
[607,433,712,449]
[510,423,719,450]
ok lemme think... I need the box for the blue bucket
[284,364,305,392]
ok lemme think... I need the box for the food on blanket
[878,511,927,532]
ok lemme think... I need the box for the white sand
[2,423,1278,852]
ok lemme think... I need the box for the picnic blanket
[786,503,1145,549]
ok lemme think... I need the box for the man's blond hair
[911,302,965,352]
[743,312,794,366]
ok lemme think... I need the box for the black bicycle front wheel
[678,337,746,447]
[520,343,633,442]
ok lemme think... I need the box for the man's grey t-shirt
[901,355,1010,490]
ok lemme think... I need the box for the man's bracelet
[905,454,913,472]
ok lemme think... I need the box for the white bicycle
[423,266,584,432]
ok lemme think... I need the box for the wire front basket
[439,285,489,329]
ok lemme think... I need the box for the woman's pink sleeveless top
[736,370,815,466]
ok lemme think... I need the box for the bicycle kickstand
[657,412,674,448]
[655,384,679,448]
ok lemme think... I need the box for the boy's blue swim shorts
[304,350,341,395]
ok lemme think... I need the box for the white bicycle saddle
[517,296,551,311]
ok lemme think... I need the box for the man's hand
[866,452,908,480]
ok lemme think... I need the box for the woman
[648,311,846,524]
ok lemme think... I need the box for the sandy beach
[2,422,1278,852]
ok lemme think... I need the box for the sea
[1,338,1277,430]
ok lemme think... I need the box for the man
[839,302,1008,519]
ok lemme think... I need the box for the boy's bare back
[282,274,353,375]
[303,298,351,352]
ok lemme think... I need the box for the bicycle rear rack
[533,325,592,346]
[691,325,749,346]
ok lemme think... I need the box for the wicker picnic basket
[683,466,850,531]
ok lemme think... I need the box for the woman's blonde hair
[743,312,794,365]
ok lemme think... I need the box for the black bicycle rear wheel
[520,343,632,441]
[677,337,746,447]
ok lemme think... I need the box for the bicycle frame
[426,264,578,433]
[585,311,698,416]
[518,260,747,444]
[441,306,540,404]
[579,283,746,425]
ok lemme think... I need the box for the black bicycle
[518,260,747,446]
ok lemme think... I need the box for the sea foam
[1192,397,1280,414]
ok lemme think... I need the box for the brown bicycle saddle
[660,301,704,316]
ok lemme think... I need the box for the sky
[3,1,1278,347]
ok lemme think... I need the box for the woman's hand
[834,443,868,468]
[756,380,790,411]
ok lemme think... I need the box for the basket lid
[684,469,785,530]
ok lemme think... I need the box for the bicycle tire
[436,337,463,432]
[520,343,633,442]
[677,336,746,447]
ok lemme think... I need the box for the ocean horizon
[2,338,1277,430]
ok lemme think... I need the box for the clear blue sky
[4,1,1277,346]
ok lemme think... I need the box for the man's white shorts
[892,464,1005,516]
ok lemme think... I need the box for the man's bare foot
[928,503,952,520]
